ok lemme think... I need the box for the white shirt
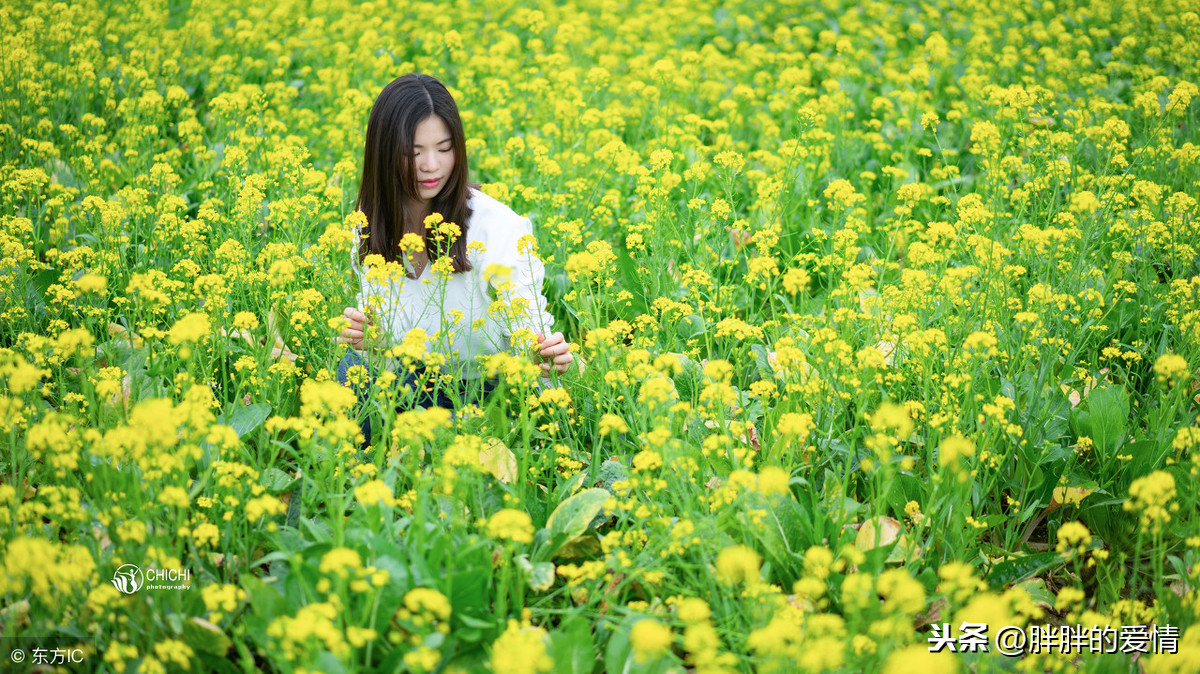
[351,187,556,380]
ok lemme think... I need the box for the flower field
[3,0,1200,671]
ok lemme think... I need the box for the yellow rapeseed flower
[1124,471,1179,533]
[354,479,397,508]
[167,312,211,346]
[491,619,554,674]
[630,618,673,662]
[1055,520,1092,555]
[486,509,534,544]
[319,547,363,580]
[1153,352,1189,385]
[715,544,761,585]
[881,644,959,674]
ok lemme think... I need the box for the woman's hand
[534,332,574,376]
[339,307,374,350]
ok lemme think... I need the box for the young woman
[337,73,573,446]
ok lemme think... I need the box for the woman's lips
[420,178,440,189]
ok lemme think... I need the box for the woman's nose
[418,154,438,174]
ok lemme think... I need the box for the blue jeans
[336,352,499,451]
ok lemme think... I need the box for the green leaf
[614,245,650,317]
[1123,439,1167,479]
[596,459,629,494]
[1084,386,1128,456]
[676,314,706,340]
[260,467,297,494]
[750,343,774,380]
[545,488,610,542]
[517,554,556,592]
[1013,577,1056,610]
[604,616,665,674]
[300,517,333,544]
[550,617,596,674]
[479,437,517,484]
[457,614,495,630]
[448,568,490,630]
[739,501,794,563]
[241,574,288,625]
[250,550,291,569]
[313,651,348,674]
[182,617,232,657]
[554,535,604,560]
[671,355,703,403]
[603,618,633,674]
[985,551,1065,586]
[222,402,272,438]
[542,488,610,560]
[30,267,59,298]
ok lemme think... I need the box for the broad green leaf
[182,617,231,656]
[223,402,271,438]
[738,506,790,563]
[604,618,633,674]
[1085,386,1128,456]
[260,467,297,494]
[240,574,288,624]
[854,515,902,551]
[985,552,1065,586]
[1013,577,1056,610]
[676,314,706,340]
[545,488,610,543]
[479,437,517,483]
[596,459,629,494]
[550,618,595,674]
[1124,439,1166,479]
[750,343,775,379]
[854,515,917,564]
[604,616,667,674]
[448,568,490,625]
[555,536,604,560]
[313,651,348,674]
[1051,484,1095,507]
[517,554,556,592]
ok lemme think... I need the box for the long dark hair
[356,73,473,276]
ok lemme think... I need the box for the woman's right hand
[339,307,373,350]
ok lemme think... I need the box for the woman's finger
[345,307,370,326]
[541,338,572,356]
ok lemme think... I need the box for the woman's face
[410,114,455,207]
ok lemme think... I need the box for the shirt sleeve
[484,214,556,340]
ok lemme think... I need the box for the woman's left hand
[534,332,574,376]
